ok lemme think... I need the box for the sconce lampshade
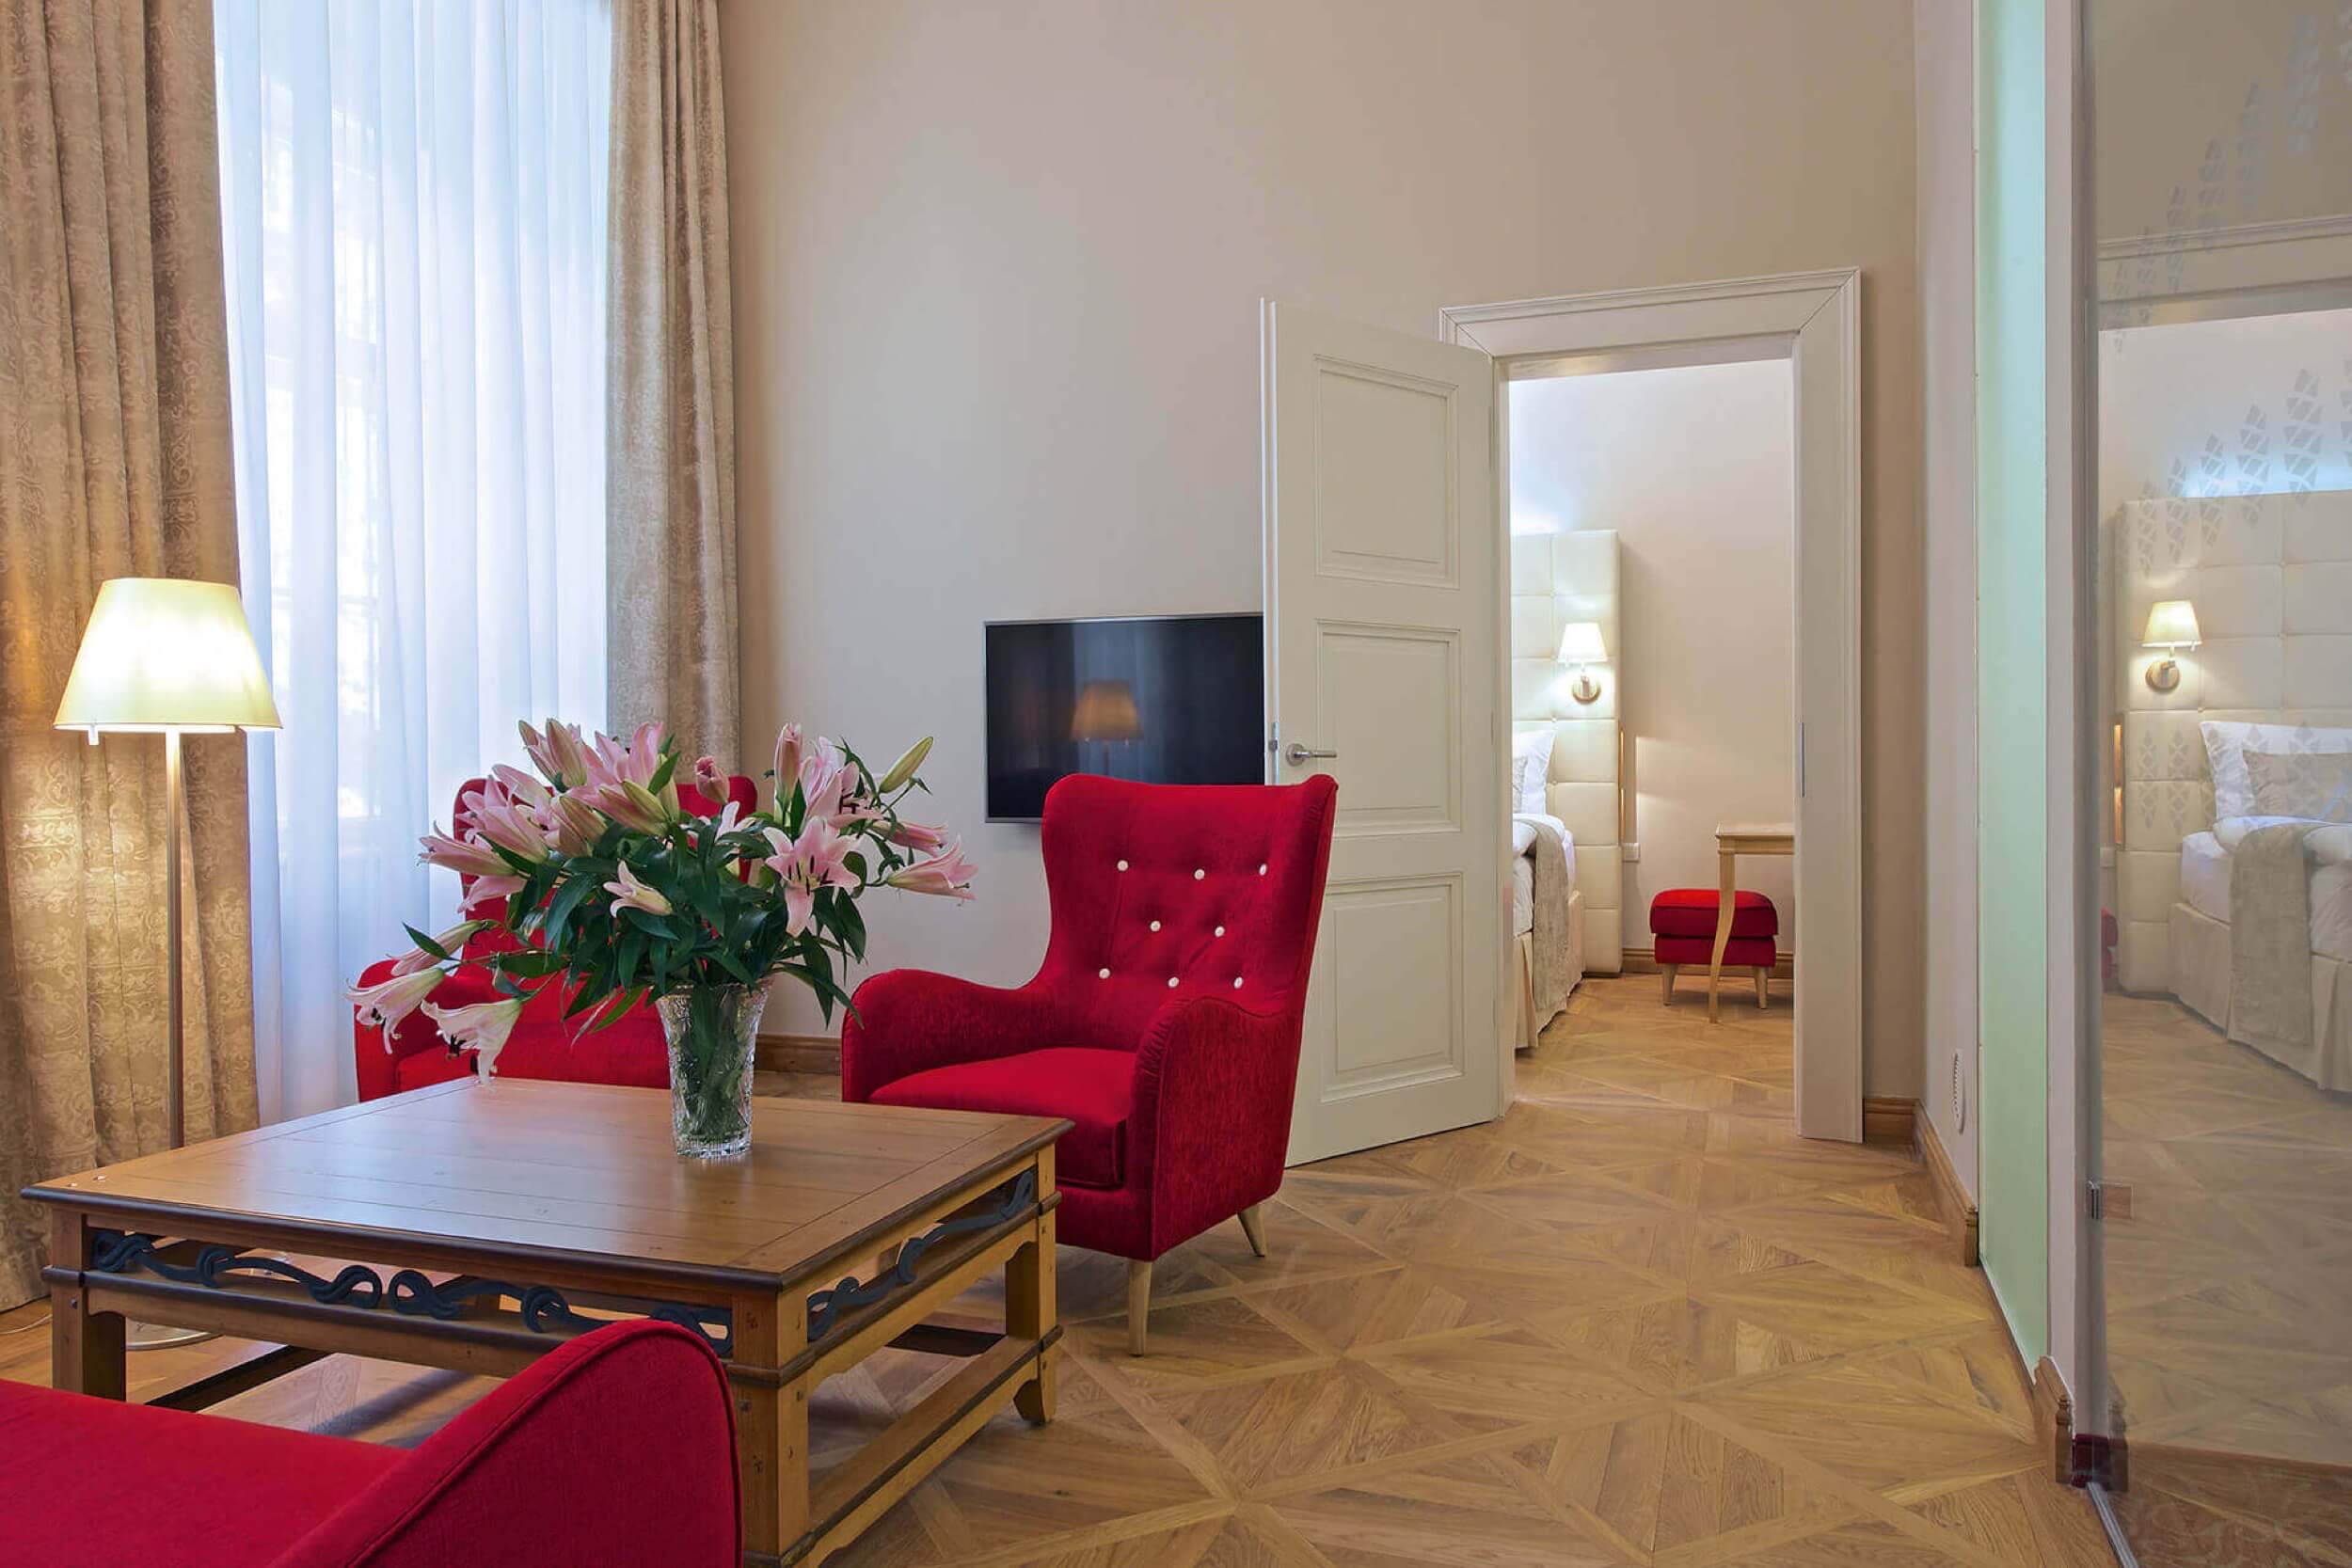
[1555,622,1609,666]
[2140,599,2201,651]
[1070,679,1143,742]
[54,578,280,734]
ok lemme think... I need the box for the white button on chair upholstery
[1257,863,1267,875]
[1149,919,1161,931]
[1193,868,1204,880]
[1167,975,1179,988]
[1213,925,1225,937]
[1117,860,1128,871]
[1232,977,1244,989]
[1098,968,1110,979]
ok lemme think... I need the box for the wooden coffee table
[26,1077,1069,1566]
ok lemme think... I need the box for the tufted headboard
[1509,528,1622,974]
[2113,489,2352,990]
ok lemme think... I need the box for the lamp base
[1570,672,1602,705]
[2144,657,2181,692]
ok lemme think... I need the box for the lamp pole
[164,725,184,1149]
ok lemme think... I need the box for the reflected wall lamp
[2140,599,2200,693]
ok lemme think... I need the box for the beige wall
[723,0,1925,1094]
[1508,362,1797,954]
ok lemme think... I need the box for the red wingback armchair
[0,1320,738,1567]
[353,773,756,1100]
[843,773,1338,1354]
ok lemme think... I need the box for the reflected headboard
[1510,528,1622,974]
[2113,489,2352,990]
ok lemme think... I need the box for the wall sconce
[1556,622,1608,705]
[2140,599,2200,692]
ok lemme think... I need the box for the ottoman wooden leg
[1755,967,1770,1008]
[1660,964,1677,1005]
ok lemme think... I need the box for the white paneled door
[1263,301,1502,1164]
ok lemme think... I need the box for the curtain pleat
[0,0,258,1307]
[606,0,738,768]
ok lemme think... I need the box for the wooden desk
[27,1078,1069,1567]
[1710,821,1794,1022]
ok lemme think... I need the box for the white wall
[721,0,1927,1096]
[1508,362,1795,954]
[1916,0,1979,1197]
[2100,308,2352,508]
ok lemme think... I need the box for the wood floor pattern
[0,978,2120,1566]
[2096,990,2352,1567]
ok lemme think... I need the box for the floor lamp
[54,578,280,1347]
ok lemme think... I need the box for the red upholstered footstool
[1650,889,1779,1008]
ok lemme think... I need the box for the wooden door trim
[1440,270,1865,1141]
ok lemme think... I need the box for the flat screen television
[984,613,1264,819]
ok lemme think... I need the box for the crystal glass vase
[657,983,766,1159]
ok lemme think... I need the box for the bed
[2169,816,2352,1090]
[1512,811,1581,1050]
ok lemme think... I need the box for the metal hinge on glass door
[2085,1178,2131,1220]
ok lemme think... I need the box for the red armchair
[0,1319,738,1567]
[353,773,756,1100]
[842,772,1338,1353]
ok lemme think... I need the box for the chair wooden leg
[1238,1203,1267,1259]
[1125,1259,1152,1356]
[1660,964,1677,1005]
[1755,967,1770,1008]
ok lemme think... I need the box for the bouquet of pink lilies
[349,719,974,1156]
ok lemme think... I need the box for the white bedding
[2179,828,2352,964]
[1512,855,1534,936]
[1511,812,1572,938]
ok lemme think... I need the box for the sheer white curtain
[215,0,612,1121]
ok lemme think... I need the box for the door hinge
[1798,721,1806,798]
[1266,720,1279,756]
[2085,1178,2131,1220]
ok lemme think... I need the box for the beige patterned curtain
[607,0,739,768]
[0,0,258,1307]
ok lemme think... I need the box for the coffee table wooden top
[25,1078,1067,1292]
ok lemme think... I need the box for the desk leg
[733,1293,810,1561]
[1009,1147,1057,1424]
[1708,848,1736,1023]
[49,1211,125,1400]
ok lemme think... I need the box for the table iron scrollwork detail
[87,1229,732,1355]
[805,1169,1039,1341]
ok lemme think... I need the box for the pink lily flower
[458,873,527,916]
[604,860,674,918]
[771,724,803,805]
[799,739,881,831]
[486,764,550,810]
[537,790,604,856]
[690,754,724,799]
[348,966,446,1032]
[463,782,551,863]
[519,719,590,788]
[762,817,859,935]
[419,826,513,880]
[887,818,950,854]
[421,996,527,1080]
[389,919,492,976]
[887,840,978,900]
[575,778,671,834]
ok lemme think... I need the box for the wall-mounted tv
[984,613,1265,820]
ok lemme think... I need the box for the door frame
[1440,268,1865,1142]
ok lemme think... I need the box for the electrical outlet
[1622,842,1640,862]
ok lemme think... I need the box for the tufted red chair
[352,773,757,1101]
[842,773,1339,1354]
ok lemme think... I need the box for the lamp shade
[1555,622,1609,666]
[54,578,280,733]
[1070,679,1143,741]
[2140,599,2201,650]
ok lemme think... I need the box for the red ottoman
[1650,889,1779,1007]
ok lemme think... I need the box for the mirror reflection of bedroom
[2096,300,2352,1473]
[1503,354,1798,1118]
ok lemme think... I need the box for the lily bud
[876,735,934,795]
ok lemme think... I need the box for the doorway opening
[1444,272,1863,1142]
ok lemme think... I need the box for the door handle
[1283,742,1338,766]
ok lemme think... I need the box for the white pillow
[2201,721,2352,819]
[2245,748,2352,826]
[1512,729,1554,814]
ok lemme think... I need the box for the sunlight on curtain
[215,0,612,1121]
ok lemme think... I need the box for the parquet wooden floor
[2094,990,2352,1566]
[0,977,2120,1565]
